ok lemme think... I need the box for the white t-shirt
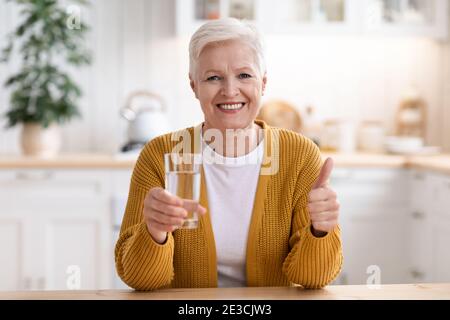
[201,130,264,287]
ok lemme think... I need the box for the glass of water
[164,153,202,229]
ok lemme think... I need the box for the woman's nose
[221,79,240,97]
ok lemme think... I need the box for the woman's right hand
[143,187,207,244]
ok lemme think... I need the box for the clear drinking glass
[164,153,202,229]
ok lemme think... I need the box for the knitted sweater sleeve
[282,139,343,289]
[114,137,175,290]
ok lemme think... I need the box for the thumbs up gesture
[307,158,340,237]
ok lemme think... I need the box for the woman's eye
[206,76,221,81]
[238,73,252,79]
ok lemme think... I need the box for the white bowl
[384,136,424,154]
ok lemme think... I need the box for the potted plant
[1,0,91,157]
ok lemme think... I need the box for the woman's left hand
[307,158,340,237]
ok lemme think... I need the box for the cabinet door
[429,173,450,218]
[408,170,433,283]
[331,168,409,211]
[37,171,112,290]
[40,202,110,290]
[0,169,112,290]
[0,171,44,291]
[339,212,410,285]
[111,169,133,289]
[330,168,410,285]
[409,213,433,282]
[0,219,24,290]
[433,222,450,282]
[429,173,450,282]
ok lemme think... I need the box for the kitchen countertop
[1,283,449,300]
[0,153,137,169]
[324,153,450,174]
[0,152,449,174]
[404,154,450,174]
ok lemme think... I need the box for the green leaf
[0,42,13,62]
[2,0,91,128]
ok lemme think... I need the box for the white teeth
[218,103,244,110]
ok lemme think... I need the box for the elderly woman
[115,18,342,290]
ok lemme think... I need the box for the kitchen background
[0,0,450,291]
[1,0,450,154]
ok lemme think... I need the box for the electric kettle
[120,91,171,152]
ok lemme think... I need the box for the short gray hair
[189,18,266,78]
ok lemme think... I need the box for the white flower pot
[20,123,61,157]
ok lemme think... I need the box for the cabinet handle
[16,171,53,181]
[411,211,425,219]
[410,269,425,279]
[37,277,46,290]
[414,172,425,180]
[23,277,32,290]
[339,272,348,285]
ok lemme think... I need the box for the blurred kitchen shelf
[361,0,449,39]
[176,0,448,39]
[258,0,358,35]
[176,0,260,36]
[176,0,355,35]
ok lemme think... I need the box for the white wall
[0,0,448,154]
[267,35,446,146]
[443,4,450,152]
[0,0,162,154]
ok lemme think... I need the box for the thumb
[312,157,334,189]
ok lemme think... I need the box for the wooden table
[1,283,449,300]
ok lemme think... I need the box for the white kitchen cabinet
[176,0,357,35]
[429,173,450,218]
[408,170,433,283]
[428,173,450,282]
[176,0,260,36]
[0,169,113,291]
[1,162,448,290]
[433,223,450,282]
[111,169,133,289]
[339,213,410,284]
[330,168,410,285]
[258,0,358,34]
[409,170,450,284]
[333,168,450,285]
[408,170,450,283]
[361,0,448,39]
[0,218,28,290]
[176,0,448,38]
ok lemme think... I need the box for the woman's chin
[210,119,254,131]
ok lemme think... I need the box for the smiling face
[190,40,267,132]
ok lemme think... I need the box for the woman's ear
[189,74,198,99]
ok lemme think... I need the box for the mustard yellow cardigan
[115,120,343,290]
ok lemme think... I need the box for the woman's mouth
[216,103,246,114]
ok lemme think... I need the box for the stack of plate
[385,136,423,154]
